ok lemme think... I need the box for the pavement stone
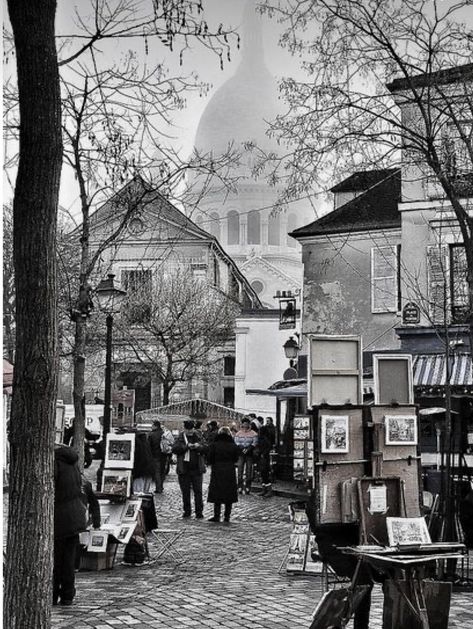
[5,462,473,627]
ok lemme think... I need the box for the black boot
[208,503,221,522]
[223,503,232,523]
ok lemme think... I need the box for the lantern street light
[95,274,127,466]
[283,336,300,368]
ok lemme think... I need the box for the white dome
[194,2,280,155]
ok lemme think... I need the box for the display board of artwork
[283,504,313,574]
[370,405,422,517]
[308,335,363,407]
[312,407,367,524]
[98,497,142,546]
[357,477,405,546]
[293,415,314,479]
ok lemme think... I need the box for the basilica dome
[193,3,281,156]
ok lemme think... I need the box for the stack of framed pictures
[293,415,314,481]
[102,433,135,497]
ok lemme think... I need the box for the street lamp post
[95,274,127,481]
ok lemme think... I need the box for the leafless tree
[260,0,473,349]
[117,266,239,405]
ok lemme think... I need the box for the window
[268,212,280,245]
[450,244,469,323]
[227,210,240,245]
[121,269,153,324]
[223,356,235,376]
[371,245,401,313]
[191,263,207,281]
[251,279,264,295]
[248,210,260,244]
[223,387,235,408]
[441,120,473,195]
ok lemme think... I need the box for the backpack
[160,429,174,454]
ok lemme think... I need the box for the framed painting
[101,469,132,498]
[320,415,349,453]
[116,524,136,545]
[385,415,417,446]
[122,499,142,522]
[386,517,431,547]
[104,433,135,469]
[87,530,109,553]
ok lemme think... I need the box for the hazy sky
[50,0,301,217]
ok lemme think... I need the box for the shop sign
[402,301,420,324]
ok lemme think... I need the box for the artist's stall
[302,336,465,629]
[79,431,157,570]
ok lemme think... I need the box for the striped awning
[413,353,472,387]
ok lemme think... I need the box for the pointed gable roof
[291,169,401,239]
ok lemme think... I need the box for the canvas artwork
[320,415,349,453]
[101,469,132,497]
[293,458,304,471]
[87,530,109,553]
[116,524,135,545]
[294,429,309,440]
[104,433,135,469]
[385,415,417,446]
[294,416,310,431]
[386,517,431,547]
[122,499,141,522]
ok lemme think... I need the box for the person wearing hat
[203,420,219,448]
[234,417,258,494]
[172,420,207,519]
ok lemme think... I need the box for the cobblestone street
[47,468,473,629]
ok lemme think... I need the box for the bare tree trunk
[72,315,87,469]
[5,1,62,628]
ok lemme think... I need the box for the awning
[413,353,472,387]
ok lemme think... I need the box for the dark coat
[148,426,163,459]
[172,429,207,475]
[133,432,155,479]
[54,445,87,538]
[207,433,240,504]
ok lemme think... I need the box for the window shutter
[427,245,449,325]
[371,246,398,313]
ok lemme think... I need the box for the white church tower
[189,0,312,307]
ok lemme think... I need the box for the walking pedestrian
[234,417,258,494]
[207,426,240,523]
[257,425,273,498]
[148,420,167,493]
[53,444,87,606]
[172,420,207,519]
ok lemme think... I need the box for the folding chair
[148,528,185,563]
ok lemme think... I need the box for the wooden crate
[79,542,118,571]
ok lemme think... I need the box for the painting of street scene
[104,433,135,469]
[387,517,431,546]
[101,469,131,497]
[385,415,417,445]
[320,415,349,453]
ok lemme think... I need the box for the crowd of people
[52,414,277,605]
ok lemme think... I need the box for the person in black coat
[54,445,87,606]
[207,427,240,523]
[257,425,273,498]
[132,431,156,494]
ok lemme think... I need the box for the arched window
[287,213,297,248]
[227,210,240,245]
[248,210,260,244]
[268,212,280,245]
[209,212,220,240]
